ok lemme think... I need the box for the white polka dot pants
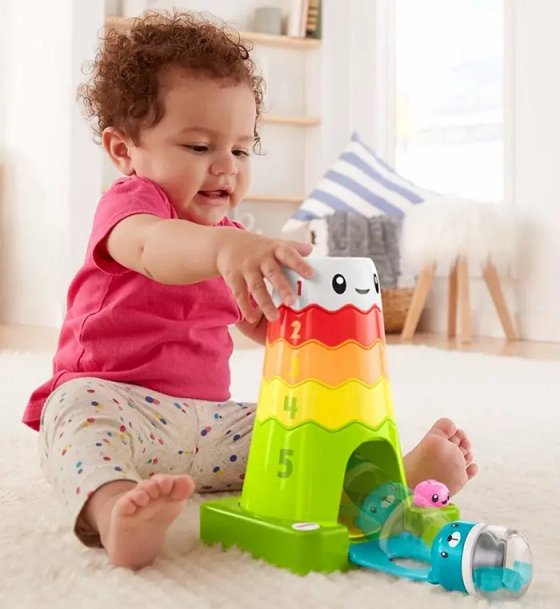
[39,377,255,545]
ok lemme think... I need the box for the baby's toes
[131,488,151,508]
[466,463,478,479]
[170,476,195,501]
[450,428,466,446]
[152,474,174,496]
[458,432,471,452]
[463,449,474,465]
[432,417,456,439]
[138,479,161,500]
[116,494,139,516]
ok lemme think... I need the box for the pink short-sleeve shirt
[23,176,243,431]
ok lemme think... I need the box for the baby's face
[128,68,256,226]
[272,257,383,312]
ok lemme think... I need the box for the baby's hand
[216,230,313,322]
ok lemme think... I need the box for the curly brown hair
[78,11,264,146]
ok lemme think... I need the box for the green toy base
[201,496,353,575]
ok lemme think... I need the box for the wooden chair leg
[456,258,472,343]
[482,261,518,340]
[448,259,458,337]
[401,264,436,341]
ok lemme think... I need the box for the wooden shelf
[104,17,321,50]
[244,194,304,204]
[238,31,321,50]
[262,114,320,127]
[105,15,129,32]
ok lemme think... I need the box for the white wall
[418,0,560,342]
[1,0,559,342]
[510,0,560,341]
[0,0,104,327]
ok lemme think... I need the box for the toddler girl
[24,11,477,569]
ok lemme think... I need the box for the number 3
[277,448,294,478]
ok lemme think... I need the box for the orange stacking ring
[262,339,388,387]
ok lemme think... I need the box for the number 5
[277,448,294,478]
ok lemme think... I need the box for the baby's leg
[188,402,475,497]
[403,418,477,495]
[189,399,256,492]
[40,378,196,568]
[82,474,194,568]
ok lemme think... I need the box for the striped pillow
[283,132,430,233]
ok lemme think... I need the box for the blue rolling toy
[349,482,533,600]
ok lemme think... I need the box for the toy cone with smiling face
[201,257,413,573]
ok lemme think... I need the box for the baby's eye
[185,145,209,153]
[233,149,250,157]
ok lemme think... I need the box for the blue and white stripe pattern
[283,132,430,232]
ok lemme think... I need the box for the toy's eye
[332,274,347,294]
[431,494,439,503]
[451,523,459,528]
[441,551,449,558]
[369,506,377,514]
[373,273,380,294]
[447,532,461,548]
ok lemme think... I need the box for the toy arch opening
[338,438,406,541]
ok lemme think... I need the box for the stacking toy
[200,256,533,599]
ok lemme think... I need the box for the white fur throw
[400,196,517,276]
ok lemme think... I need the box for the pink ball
[413,479,450,508]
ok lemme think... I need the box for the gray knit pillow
[322,212,402,289]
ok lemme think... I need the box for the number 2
[290,321,301,341]
[277,448,294,478]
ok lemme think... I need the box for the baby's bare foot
[403,418,477,496]
[103,474,195,569]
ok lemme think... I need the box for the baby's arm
[105,214,313,322]
[106,214,225,283]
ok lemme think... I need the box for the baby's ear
[102,127,135,176]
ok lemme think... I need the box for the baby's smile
[196,189,231,206]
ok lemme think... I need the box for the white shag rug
[1,346,559,609]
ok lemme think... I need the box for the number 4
[284,396,298,419]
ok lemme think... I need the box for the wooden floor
[1,324,560,361]
[387,332,560,360]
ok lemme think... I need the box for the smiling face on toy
[428,521,475,592]
[273,257,383,312]
[354,482,409,536]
